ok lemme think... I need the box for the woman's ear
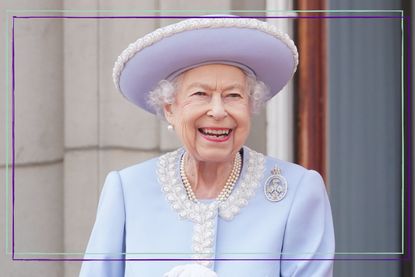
[163,104,174,125]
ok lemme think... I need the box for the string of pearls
[180,152,242,202]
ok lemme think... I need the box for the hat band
[166,60,256,81]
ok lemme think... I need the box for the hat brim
[117,21,297,114]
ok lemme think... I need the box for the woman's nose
[207,95,227,120]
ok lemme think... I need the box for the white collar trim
[157,146,265,266]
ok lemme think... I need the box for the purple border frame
[9,14,411,262]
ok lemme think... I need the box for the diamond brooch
[264,165,288,202]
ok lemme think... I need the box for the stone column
[1,1,64,276]
[62,1,159,276]
[62,4,100,277]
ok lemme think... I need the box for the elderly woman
[80,16,335,277]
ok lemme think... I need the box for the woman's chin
[194,147,237,163]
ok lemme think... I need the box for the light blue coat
[80,147,334,276]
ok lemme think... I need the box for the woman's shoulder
[119,155,160,176]
[115,149,182,184]
[264,154,307,176]
[253,148,326,197]
[113,153,169,195]
[245,147,310,183]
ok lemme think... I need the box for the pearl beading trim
[113,17,299,91]
[157,147,265,267]
[180,152,242,203]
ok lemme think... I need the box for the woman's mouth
[198,128,233,142]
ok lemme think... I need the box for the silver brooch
[264,165,288,202]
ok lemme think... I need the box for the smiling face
[164,64,252,163]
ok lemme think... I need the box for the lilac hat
[113,16,299,114]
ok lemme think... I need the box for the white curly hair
[147,70,270,119]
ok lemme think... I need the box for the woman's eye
[227,93,242,98]
[191,91,207,96]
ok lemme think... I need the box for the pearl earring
[167,124,174,131]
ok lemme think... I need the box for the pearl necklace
[180,152,242,202]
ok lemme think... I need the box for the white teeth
[201,128,230,135]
